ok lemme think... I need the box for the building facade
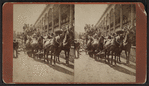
[34,4,75,36]
[95,4,136,36]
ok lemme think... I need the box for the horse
[60,27,74,64]
[43,30,66,65]
[86,35,104,59]
[103,35,124,65]
[46,26,74,65]
[117,29,135,64]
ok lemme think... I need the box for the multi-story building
[34,4,75,36]
[95,4,136,36]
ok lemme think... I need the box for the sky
[13,4,46,33]
[75,4,108,34]
[13,4,108,34]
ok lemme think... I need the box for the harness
[63,31,69,46]
[55,35,60,45]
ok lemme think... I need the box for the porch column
[69,5,73,28]
[120,4,123,29]
[42,18,43,36]
[109,14,111,34]
[47,11,49,34]
[105,19,107,36]
[43,17,45,35]
[52,8,54,32]
[113,8,116,33]
[131,4,134,28]
[39,20,42,35]
[59,5,61,29]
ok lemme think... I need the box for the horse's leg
[36,49,38,59]
[65,50,69,64]
[44,49,46,62]
[114,52,117,65]
[125,50,128,64]
[65,51,68,64]
[107,51,110,64]
[47,50,49,63]
[58,52,60,62]
[50,51,53,65]
[105,51,107,63]
[77,48,80,58]
[54,53,56,64]
[127,50,130,64]
[57,49,61,62]
[118,52,121,63]
[32,49,34,58]
[65,51,67,59]
[67,51,70,64]
[111,51,113,65]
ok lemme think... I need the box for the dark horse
[103,35,124,65]
[13,40,19,58]
[86,35,104,59]
[46,26,74,65]
[43,30,66,65]
[117,29,135,64]
[60,27,74,64]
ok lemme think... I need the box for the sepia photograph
[13,4,75,82]
[74,4,136,82]
[2,2,147,84]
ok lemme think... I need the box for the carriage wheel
[94,54,98,61]
[88,52,92,57]
[27,51,32,57]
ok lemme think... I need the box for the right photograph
[74,4,136,82]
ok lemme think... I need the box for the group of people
[82,25,134,65]
[21,24,74,65]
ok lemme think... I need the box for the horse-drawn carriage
[85,27,135,65]
[24,26,74,65]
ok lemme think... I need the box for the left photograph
[13,4,75,82]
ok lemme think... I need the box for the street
[13,47,74,83]
[74,51,136,83]
[13,45,136,83]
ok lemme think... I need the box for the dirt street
[13,48,74,83]
[74,51,136,83]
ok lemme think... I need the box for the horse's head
[62,26,74,46]
[114,35,124,47]
[100,35,105,43]
[37,35,44,44]
[123,27,135,44]
[53,29,66,47]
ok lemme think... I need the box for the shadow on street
[32,55,74,76]
[86,53,136,76]
[48,64,74,76]
[111,65,136,76]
